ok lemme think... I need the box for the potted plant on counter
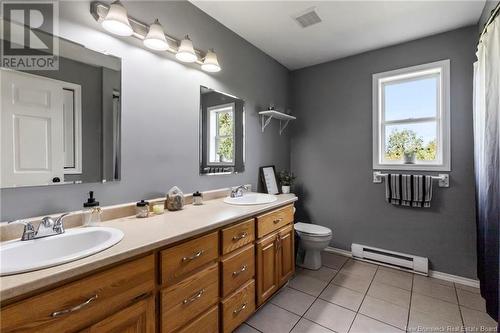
[279,170,296,194]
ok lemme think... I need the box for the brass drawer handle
[183,289,205,305]
[233,303,247,315]
[273,218,283,224]
[232,232,247,241]
[51,294,98,317]
[182,250,204,262]
[232,265,248,277]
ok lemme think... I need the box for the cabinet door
[277,224,295,286]
[82,297,155,333]
[256,232,278,306]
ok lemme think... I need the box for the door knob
[52,177,61,183]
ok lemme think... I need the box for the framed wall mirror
[0,37,122,188]
[199,86,245,175]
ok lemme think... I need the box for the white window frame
[207,103,235,166]
[62,82,82,174]
[372,59,451,171]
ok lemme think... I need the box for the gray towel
[385,174,433,208]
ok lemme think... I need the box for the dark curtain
[473,11,500,322]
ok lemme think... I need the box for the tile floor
[237,252,498,333]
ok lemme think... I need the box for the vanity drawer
[221,219,255,255]
[177,305,219,333]
[161,231,219,286]
[161,263,219,333]
[221,279,256,333]
[256,205,294,238]
[0,255,155,333]
[221,244,255,298]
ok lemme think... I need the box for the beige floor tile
[321,252,349,270]
[410,293,462,325]
[246,303,300,333]
[414,274,454,287]
[367,281,411,308]
[296,266,338,283]
[291,318,335,333]
[332,271,372,293]
[456,288,487,312]
[413,275,458,304]
[455,283,480,294]
[305,299,356,333]
[373,267,413,291]
[270,287,316,316]
[359,296,408,330]
[349,314,404,333]
[289,274,329,297]
[461,306,498,332]
[408,308,463,333]
[319,284,365,311]
[340,260,378,278]
[234,323,261,333]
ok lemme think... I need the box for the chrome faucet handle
[53,213,70,234]
[8,220,35,241]
[230,185,249,198]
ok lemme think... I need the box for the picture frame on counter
[259,165,279,195]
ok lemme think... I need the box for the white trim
[324,246,479,288]
[372,59,451,172]
[207,102,235,166]
[61,83,82,175]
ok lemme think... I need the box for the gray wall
[479,1,499,31]
[0,1,290,221]
[290,26,478,278]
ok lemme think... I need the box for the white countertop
[0,194,297,302]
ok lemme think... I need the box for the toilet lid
[294,222,332,236]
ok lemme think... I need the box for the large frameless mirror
[1,35,122,188]
[199,86,245,175]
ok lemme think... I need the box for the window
[208,103,235,165]
[373,60,450,171]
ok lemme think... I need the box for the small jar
[83,191,101,227]
[152,202,165,215]
[192,191,203,205]
[136,200,150,218]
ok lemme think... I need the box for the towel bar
[373,171,449,188]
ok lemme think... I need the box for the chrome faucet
[9,213,70,241]
[230,185,249,198]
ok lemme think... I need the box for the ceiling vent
[293,8,322,28]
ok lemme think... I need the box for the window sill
[373,163,450,172]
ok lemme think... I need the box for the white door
[1,69,64,187]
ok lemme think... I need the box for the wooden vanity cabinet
[1,203,295,333]
[0,255,155,333]
[255,205,295,306]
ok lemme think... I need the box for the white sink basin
[224,193,277,205]
[0,227,124,276]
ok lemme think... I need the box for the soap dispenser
[83,191,101,227]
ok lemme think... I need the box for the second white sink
[0,227,124,276]
[224,193,277,205]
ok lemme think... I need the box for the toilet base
[297,249,322,270]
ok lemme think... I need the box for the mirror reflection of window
[208,103,235,165]
[199,86,245,175]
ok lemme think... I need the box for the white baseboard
[324,246,480,288]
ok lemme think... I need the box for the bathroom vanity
[0,194,297,333]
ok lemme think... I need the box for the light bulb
[143,19,169,51]
[102,0,133,37]
[201,49,221,72]
[175,35,197,63]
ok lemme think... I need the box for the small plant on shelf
[278,170,296,194]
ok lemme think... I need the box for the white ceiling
[191,1,486,70]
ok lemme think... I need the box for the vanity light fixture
[176,35,197,63]
[90,1,221,72]
[101,0,133,36]
[143,19,169,51]
[201,49,221,73]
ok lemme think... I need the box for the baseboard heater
[351,243,428,275]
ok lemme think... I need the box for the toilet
[295,222,333,270]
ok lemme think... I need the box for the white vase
[281,185,291,194]
[404,152,416,164]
